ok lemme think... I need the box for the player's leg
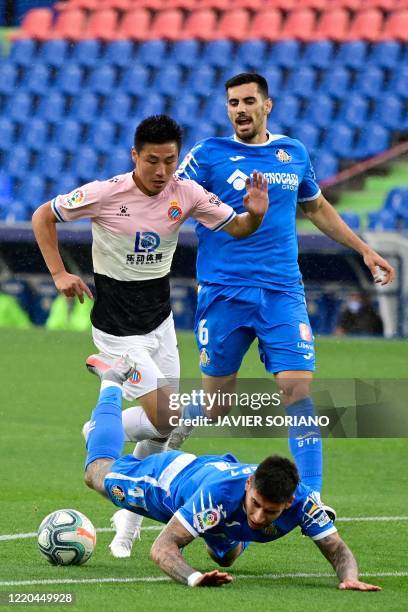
[84,356,136,496]
[205,534,250,567]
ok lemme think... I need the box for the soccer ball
[37,509,96,566]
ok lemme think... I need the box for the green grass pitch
[0,329,407,611]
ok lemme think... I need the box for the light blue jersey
[104,450,336,558]
[177,133,320,292]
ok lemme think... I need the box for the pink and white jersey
[50,172,236,336]
[51,172,236,282]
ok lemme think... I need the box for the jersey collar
[232,130,286,147]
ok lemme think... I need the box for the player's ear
[245,476,254,492]
[285,495,295,509]
[131,147,138,166]
[264,97,273,115]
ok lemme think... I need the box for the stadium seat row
[6,39,408,71]
[12,5,408,42]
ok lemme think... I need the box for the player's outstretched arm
[300,194,395,286]
[222,170,269,238]
[150,516,233,587]
[314,532,382,591]
[32,203,93,303]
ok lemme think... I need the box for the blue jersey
[105,451,336,544]
[177,134,320,292]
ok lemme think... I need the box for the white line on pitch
[0,571,407,587]
[1,516,408,543]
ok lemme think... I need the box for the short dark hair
[253,455,299,503]
[225,73,269,99]
[134,114,183,153]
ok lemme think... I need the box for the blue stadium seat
[323,124,355,158]
[0,62,19,95]
[372,95,403,131]
[86,120,117,154]
[266,41,300,69]
[340,212,360,230]
[53,119,82,153]
[383,187,408,215]
[292,123,320,154]
[5,91,33,123]
[390,66,408,99]
[169,40,201,69]
[201,94,229,130]
[55,63,84,96]
[4,146,31,179]
[169,94,202,129]
[302,94,334,129]
[184,124,216,150]
[52,174,79,197]
[319,66,351,100]
[101,147,132,179]
[70,146,99,183]
[152,66,183,97]
[71,40,102,69]
[38,40,69,68]
[104,41,134,68]
[21,174,47,210]
[335,41,367,70]
[0,171,13,207]
[69,91,99,124]
[86,65,116,96]
[0,201,30,223]
[36,146,65,180]
[270,95,300,129]
[201,40,234,69]
[135,40,166,69]
[337,94,370,128]
[9,39,37,68]
[23,63,50,95]
[22,118,49,152]
[354,124,389,159]
[260,66,283,97]
[0,118,16,151]
[367,210,396,231]
[285,66,316,99]
[119,65,149,96]
[369,42,401,70]
[103,92,132,126]
[354,66,384,99]
[134,93,166,118]
[301,41,334,69]
[186,65,216,97]
[37,91,65,124]
[222,64,247,85]
[314,152,338,182]
[236,40,266,70]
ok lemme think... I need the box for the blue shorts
[195,284,315,376]
[204,534,250,563]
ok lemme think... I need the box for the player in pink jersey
[32,115,268,557]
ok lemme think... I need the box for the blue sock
[286,397,322,492]
[182,400,205,420]
[85,386,124,468]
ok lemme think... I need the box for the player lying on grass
[84,355,381,591]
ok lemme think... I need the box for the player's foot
[109,509,141,558]
[167,422,194,450]
[86,353,135,384]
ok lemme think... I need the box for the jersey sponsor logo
[63,189,85,207]
[200,348,210,367]
[194,509,221,532]
[229,155,246,161]
[128,486,147,509]
[303,352,314,360]
[134,231,161,253]
[302,496,331,529]
[297,341,313,350]
[275,149,292,163]
[127,370,142,385]
[126,253,163,266]
[227,169,299,192]
[227,169,248,191]
[204,189,222,207]
[116,204,130,217]
[299,323,312,341]
[109,176,120,183]
[168,202,182,221]
[111,485,125,502]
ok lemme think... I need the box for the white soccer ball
[37,509,96,566]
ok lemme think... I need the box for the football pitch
[0,329,407,611]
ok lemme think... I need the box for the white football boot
[109,509,142,558]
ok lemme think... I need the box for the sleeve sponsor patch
[63,188,86,208]
[193,508,221,533]
[302,495,331,529]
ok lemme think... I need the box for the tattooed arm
[150,516,233,587]
[315,532,381,591]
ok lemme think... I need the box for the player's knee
[84,466,95,490]
[207,546,236,567]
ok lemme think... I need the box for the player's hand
[338,580,382,591]
[52,271,93,303]
[362,249,395,285]
[195,570,233,587]
[243,170,269,219]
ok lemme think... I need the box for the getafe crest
[275,149,291,163]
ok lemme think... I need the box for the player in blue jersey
[84,356,381,590]
[161,72,395,495]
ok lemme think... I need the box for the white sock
[122,406,164,442]
[133,438,168,459]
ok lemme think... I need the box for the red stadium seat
[126,0,165,9]
[364,0,399,9]
[10,8,53,41]
[166,0,198,9]
[265,0,297,9]
[100,0,134,9]
[82,9,119,40]
[115,8,151,40]
[50,9,87,40]
[330,0,362,10]
[247,8,282,42]
[182,9,218,40]
[347,9,384,41]
[380,9,408,41]
[147,9,185,40]
[279,9,317,41]
[56,0,98,11]
[213,8,251,41]
[296,0,328,9]
[312,8,351,42]
[198,0,232,10]
[234,0,265,10]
